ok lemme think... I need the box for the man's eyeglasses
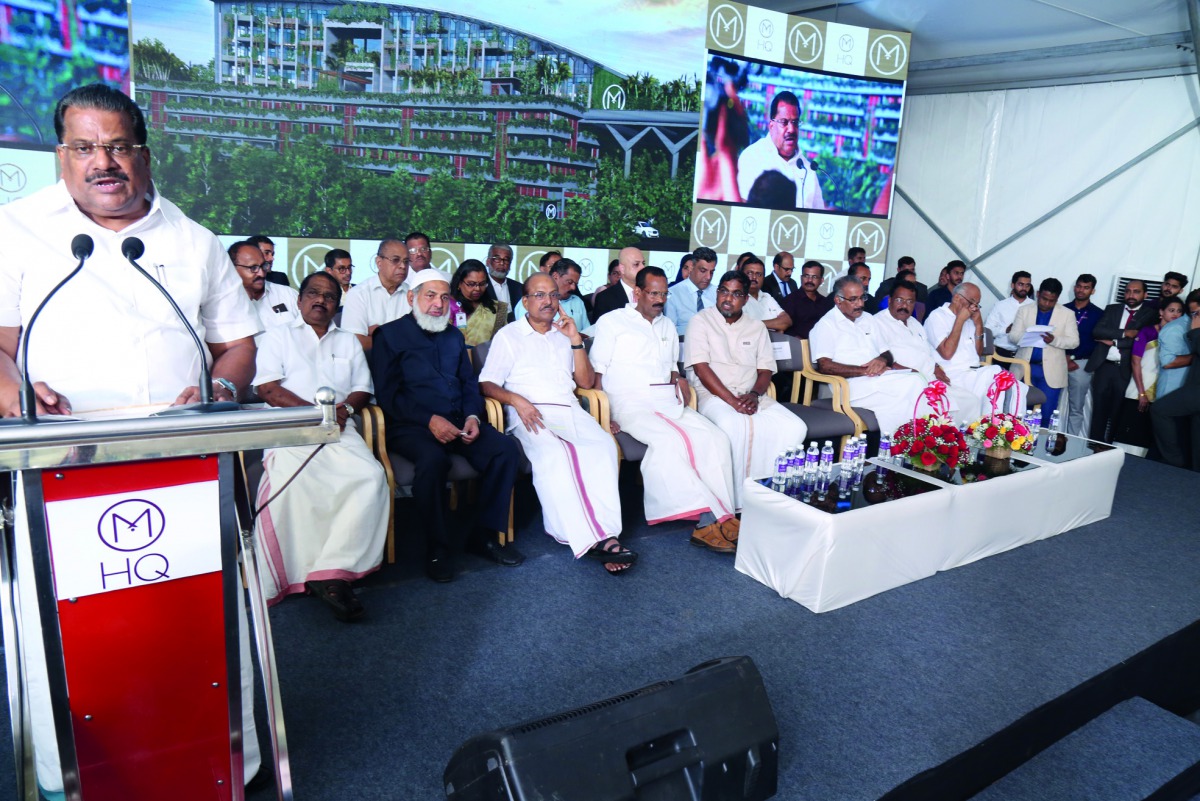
[642,290,669,299]
[329,265,353,273]
[716,288,748,299]
[57,141,148,160]
[377,254,406,265]
[837,294,865,304]
[490,256,513,265]
[409,246,431,254]
[771,117,801,130]
[301,289,339,303]
[525,291,561,301]
[890,297,915,307]
[239,263,268,274]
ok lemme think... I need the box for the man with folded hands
[590,267,739,554]
[809,275,932,436]
[371,269,523,583]
[480,273,634,575]
[685,270,808,510]
[253,271,389,621]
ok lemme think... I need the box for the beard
[412,305,451,333]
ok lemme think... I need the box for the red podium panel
[41,456,240,801]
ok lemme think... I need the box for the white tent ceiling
[756,0,1199,93]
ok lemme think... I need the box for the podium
[0,394,341,801]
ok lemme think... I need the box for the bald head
[617,247,645,286]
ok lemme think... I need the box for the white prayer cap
[407,269,452,290]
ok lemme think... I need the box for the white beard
[412,305,451,333]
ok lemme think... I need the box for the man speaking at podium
[0,84,263,794]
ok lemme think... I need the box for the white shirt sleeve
[984,300,1008,341]
[199,233,261,343]
[347,342,373,394]
[588,316,615,375]
[478,328,516,386]
[253,327,288,388]
[683,313,711,369]
[808,314,836,362]
[339,285,371,336]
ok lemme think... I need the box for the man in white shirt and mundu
[685,270,808,509]
[480,273,635,574]
[590,266,740,553]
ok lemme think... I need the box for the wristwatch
[570,342,585,350]
[212,377,237,398]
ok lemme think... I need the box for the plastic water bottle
[854,436,867,467]
[788,448,804,480]
[805,442,820,475]
[840,439,855,466]
[1050,408,1061,432]
[879,432,892,462]
[771,456,788,491]
[819,440,834,475]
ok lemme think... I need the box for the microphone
[121,236,240,416]
[807,156,838,211]
[9,234,94,424]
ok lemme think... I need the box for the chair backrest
[768,331,804,373]
[473,339,491,376]
[800,339,816,372]
[980,327,996,357]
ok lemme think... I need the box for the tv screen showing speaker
[698,52,903,218]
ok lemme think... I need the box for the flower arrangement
[965,412,1033,455]
[891,414,967,470]
[889,381,967,470]
[966,372,1034,457]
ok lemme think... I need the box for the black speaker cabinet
[444,655,778,801]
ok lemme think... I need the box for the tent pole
[893,185,1004,300]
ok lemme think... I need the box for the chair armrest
[484,397,505,432]
[989,353,1030,386]
[765,383,777,401]
[574,388,612,431]
[359,404,395,494]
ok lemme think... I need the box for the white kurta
[590,308,736,524]
[480,317,622,556]
[252,318,388,602]
[0,181,261,793]
[808,307,932,435]
[925,306,1024,417]
[873,309,985,422]
[249,281,300,335]
[736,135,827,210]
[684,308,807,508]
[744,292,785,323]
[339,272,411,337]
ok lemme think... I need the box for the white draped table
[735,433,1125,613]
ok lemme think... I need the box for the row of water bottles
[771,436,874,500]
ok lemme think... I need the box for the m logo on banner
[290,243,331,285]
[770,215,805,253]
[848,221,886,259]
[518,252,546,281]
[98,499,166,552]
[0,164,27,193]
[709,3,744,50]
[693,208,728,250]
[601,85,626,110]
[870,34,908,76]
[788,22,823,63]
[431,247,461,273]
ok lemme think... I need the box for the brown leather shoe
[689,522,736,553]
[719,518,741,544]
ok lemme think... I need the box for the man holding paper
[1009,278,1079,427]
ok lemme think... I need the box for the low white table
[735,433,1125,613]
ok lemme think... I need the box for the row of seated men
[227,236,1059,624]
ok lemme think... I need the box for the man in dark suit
[486,243,524,322]
[1086,279,1158,443]
[762,251,798,305]
[591,246,645,321]
[874,256,928,305]
[372,270,524,582]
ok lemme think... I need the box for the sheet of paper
[772,341,790,361]
[1018,325,1054,348]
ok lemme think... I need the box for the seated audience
[762,251,798,304]
[486,243,524,321]
[809,275,932,435]
[229,240,298,334]
[592,258,621,305]
[1009,278,1079,427]
[341,237,411,352]
[405,231,433,273]
[590,267,739,553]
[247,234,290,286]
[480,274,634,574]
[686,271,808,509]
[877,267,927,321]
[874,256,926,304]
[926,282,1025,417]
[1150,299,1200,470]
[538,250,562,273]
[781,259,834,339]
[517,257,588,325]
[592,247,646,321]
[740,256,792,332]
[252,272,388,621]
[372,270,523,582]
[450,259,507,346]
[671,252,696,286]
[926,260,966,313]
[665,247,718,335]
[1087,279,1157,443]
[323,248,354,296]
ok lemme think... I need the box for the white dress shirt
[479,316,578,429]
[339,273,410,337]
[808,307,884,366]
[253,316,372,404]
[984,296,1034,344]
[665,279,718,335]
[489,274,512,308]
[925,305,983,372]
[744,292,784,322]
[589,307,679,405]
[0,181,259,413]
[250,281,300,335]
[736,136,827,210]
[873,309,937,375]
[684,307,775,403]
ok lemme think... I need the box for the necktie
[780,281,790,298]
[697,288,704,312]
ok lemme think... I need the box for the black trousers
[1151,387,1200,471]
[388,422,519,550]
[1088,363,1125,443]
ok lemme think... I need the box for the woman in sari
[1115,296,1185,452]
[451,259,507,346]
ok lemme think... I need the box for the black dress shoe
[472,537,525,567]
[426,547,456,583]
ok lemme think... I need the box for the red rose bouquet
[888,381,967,470]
